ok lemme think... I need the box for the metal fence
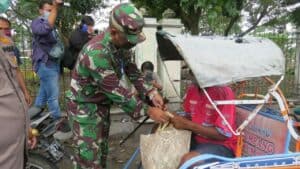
[252,32,297,98]
[19,59,71,110]
[17,32,299,110]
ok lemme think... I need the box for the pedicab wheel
[26,153,58,169]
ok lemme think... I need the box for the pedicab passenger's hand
[170,113,189,130]
[148,107,170,123]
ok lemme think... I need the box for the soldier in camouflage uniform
[66,3,169,169]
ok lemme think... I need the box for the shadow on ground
[57,115,154,169]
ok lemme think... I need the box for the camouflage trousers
[67,100,111,169]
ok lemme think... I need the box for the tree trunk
[224,15,240,36]
[238,7,268,37]
[180,9,201,35]
[190,20,200,35]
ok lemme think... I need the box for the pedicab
[156,32,300,169]
[123,31,300,169]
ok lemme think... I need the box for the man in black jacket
[66,16,95,69]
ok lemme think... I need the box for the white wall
[135,18,158,70]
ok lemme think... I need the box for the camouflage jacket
[66,30,153,119]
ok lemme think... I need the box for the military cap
[110,3,146,44]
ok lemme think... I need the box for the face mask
[81,24,88,32]
[43,11,50,19]
[4,29,11,37]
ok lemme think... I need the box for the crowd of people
[0,0,237,168]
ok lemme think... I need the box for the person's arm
[31,18,53,36]
[170,114,227,140]
[30,1,59,35]
[28,128,37,149]
[47,1,59,28]
[152,73,163,90]
[123,54,164,107]
[16,69,32,105]
[83,48,167,122]
[171,85,232,140]
[151,81,162,90]
[125,62,152,98]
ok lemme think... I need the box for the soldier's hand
[148,107,169,123]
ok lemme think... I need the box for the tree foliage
[291,9,300,27]
[70,0,102,14]
[7,0,103,37]
[285,0,300,27]
[132,0,243,35]
[132,0,296,36]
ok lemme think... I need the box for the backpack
[61,29,89,70]
[61,45,76,70]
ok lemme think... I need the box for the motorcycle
[26,107,66,169]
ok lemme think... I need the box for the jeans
[34,62,61,119]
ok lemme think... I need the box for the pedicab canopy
[156,32,285,88]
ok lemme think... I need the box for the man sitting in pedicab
[169,70,237,166]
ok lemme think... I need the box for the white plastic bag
[140,124,191,169]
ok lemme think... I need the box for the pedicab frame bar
[156,31,300,169]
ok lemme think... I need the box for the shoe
[53,117,72,141]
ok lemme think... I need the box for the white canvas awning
[156,33,285,88]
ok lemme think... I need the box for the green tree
[291,9,300,27]
[132,0,243,35]
[132,0,293,36]
[8,0,103,37]
[285,0,300,27]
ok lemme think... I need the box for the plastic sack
[49,41,64,59]
[140,124,191,169]
[49,30,64,60]
[0,0,10,13]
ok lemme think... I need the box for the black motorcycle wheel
[26,153,58,169]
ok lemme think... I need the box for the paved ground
[57,102,181,169]
[57,116,153,169]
